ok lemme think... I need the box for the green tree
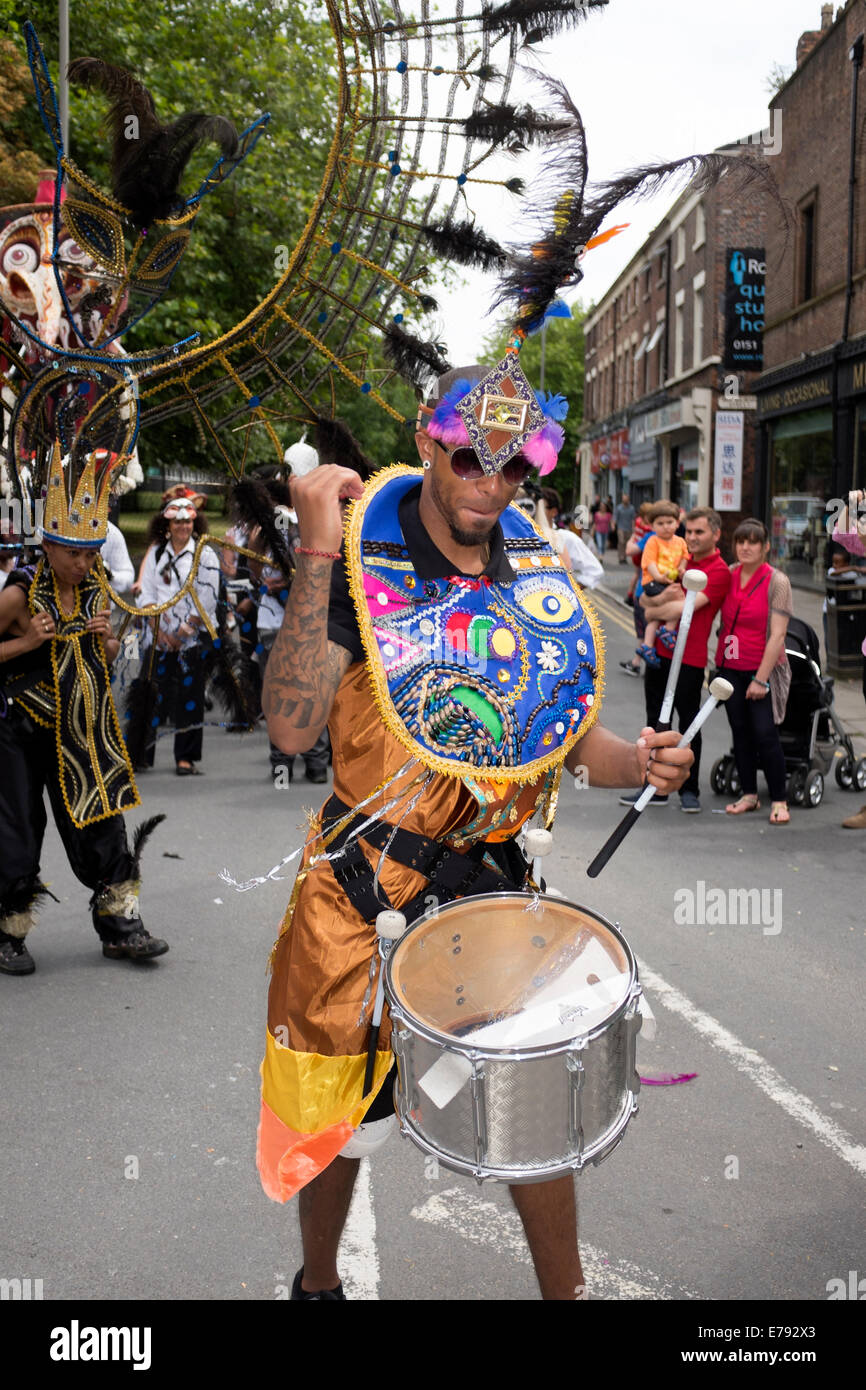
[0,1,429,472]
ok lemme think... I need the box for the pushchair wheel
[803,770,824,808]
[787,768,807,805]
[854,757,866,792]
[725,763,742,797]
[710,758,729,795]
[835,755,854,789]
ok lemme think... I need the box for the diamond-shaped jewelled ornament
[454,355,545,475]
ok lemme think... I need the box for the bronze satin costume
[257,469,602,1201]
[259,663,549,1200]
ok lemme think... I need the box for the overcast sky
[440,0,832,359]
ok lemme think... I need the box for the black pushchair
[710,617,866,808]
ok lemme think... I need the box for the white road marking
[411,1187,700,1300]
[339,1158,380,1300]
[637,957,866,1179]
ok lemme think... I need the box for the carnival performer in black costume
[0,447,168,976]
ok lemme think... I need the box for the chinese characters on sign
[713,411,744,512]
[724,248,765,371]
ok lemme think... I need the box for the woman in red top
[593,500,612,555]
[715,519,793,824]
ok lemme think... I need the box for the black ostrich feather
[312,416,373,476]
[463,104,569,148]
[231,479,294,576]
[1,878,53,919]
[423,217,506,271]
[383,324,451,392]
[68,57,238,225]
[131,814,166,877]
[202,638,259,731]
[493,75,786,333]
[483,0,609,37]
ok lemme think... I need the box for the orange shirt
[641,533,689,586]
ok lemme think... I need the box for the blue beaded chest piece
[345,467,604,784]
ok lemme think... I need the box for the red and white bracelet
[295,545,341,560]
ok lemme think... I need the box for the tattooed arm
[262,464,365,756]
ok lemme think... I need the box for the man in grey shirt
[614,493,636,563]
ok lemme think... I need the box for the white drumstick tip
[524,828,554,859]
[682,569,708,593]
[376,909,407,939]
[708,677,734,702]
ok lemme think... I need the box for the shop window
[693,203,707,250]
[770,408,833,589]
[798,196,817,304]
[693,286,704,367]
[674,293,686,377]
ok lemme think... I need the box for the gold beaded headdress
[38,443,122,547]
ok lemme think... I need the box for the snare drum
[384,893,641,1183]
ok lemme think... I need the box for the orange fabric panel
[257,1097,355,1203]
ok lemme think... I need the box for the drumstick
[586,677,734,879]
[657,569,707,731]
[362,910,407,1098]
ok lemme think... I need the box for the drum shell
[385,894,642,1183]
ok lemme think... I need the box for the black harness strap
[321,794,528,925]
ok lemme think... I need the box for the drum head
[387,893,634,1053]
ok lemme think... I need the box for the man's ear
[415,430,434,466]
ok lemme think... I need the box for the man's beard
[448,520,494,548]
[430,466,495,549]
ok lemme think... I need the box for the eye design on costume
[58,237,94,270]
[2,241,39,277]
[514,579,577,626]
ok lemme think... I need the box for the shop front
[756,343,866,591]
[645,391,712,509]
[628,411,660,507]
[756,369,834,591]
[588,427,629,502]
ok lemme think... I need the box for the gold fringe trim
[343,465,604,786]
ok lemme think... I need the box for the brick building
[754,1,866,591]
[581,155,773,555]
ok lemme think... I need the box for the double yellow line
[588,588,636,637]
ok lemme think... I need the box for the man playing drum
[258,359,693,1301]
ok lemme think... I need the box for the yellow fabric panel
[261,1029,394,1135]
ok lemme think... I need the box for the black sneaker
[290,1267,346,1301]
[102,928,169,961]
[0,935,36,976]
[618,660,641,677]
[305,769,328,784]
[618,789,668,806]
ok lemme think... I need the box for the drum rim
[384,891,639,1059]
